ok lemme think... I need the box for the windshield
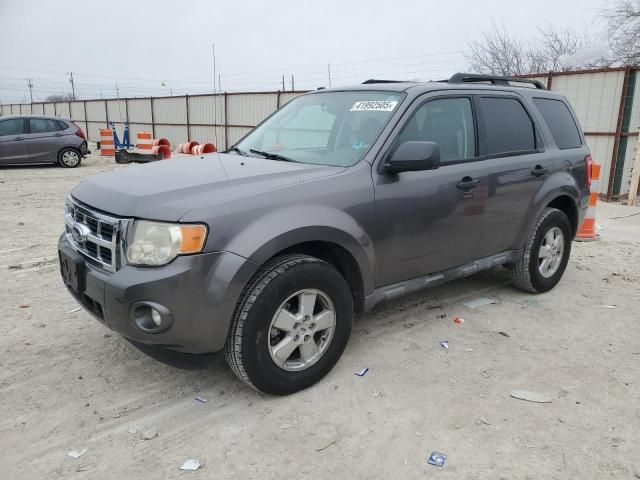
[233,91,404,167]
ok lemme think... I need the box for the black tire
[510,207,572,293]
[58,147,82,168]
[225,254,353,395]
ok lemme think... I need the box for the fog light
[150,308,162,327]
[130,301,173,333]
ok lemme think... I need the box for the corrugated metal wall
[0,72,637,197]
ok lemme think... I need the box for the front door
[373,94,489,287]
[0,118,28,165]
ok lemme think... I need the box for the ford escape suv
[59,73,591,395]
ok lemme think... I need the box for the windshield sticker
[350,100,398,112]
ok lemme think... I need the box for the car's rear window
[533,98,582,149]
[479,97,536,155]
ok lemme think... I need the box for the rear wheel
[58,148,81,168]
[510,207,572,293]
[225,254,353,395]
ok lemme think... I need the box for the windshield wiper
[226,146,248,156]
[249,149,298,163]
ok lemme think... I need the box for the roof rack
[362,79,410,84]
[447,73,546,90]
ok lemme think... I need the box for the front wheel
[510,207,572,293]
[225,254,353,395]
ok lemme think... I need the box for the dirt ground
[1,151,639,479]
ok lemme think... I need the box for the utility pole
[68,72,76,100]
[328,63,332,88]
[26,78,34,103]
[211,42,219,146]
[291,75,294,91]
[218,73,222,94]
[282,75,285,91]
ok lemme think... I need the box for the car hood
[72,153,345,221]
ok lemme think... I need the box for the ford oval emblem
[71,223,91,244]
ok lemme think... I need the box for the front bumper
[58,234,258,353]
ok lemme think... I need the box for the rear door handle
[54,133,63,137]
[457,177,480,190]
[14,136,25,141]
[531,165,548,177]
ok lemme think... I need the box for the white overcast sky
[0,0,607,103]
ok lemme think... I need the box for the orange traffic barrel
[152,145,171,159]
[576,159,600,241]
[176,141,199,154]
[137,132,153,152]
[152,138,170,147]
[99,129,115,156]
[191,143,216,155]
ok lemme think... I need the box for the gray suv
[58,74,591,395]
[0,115,87,167]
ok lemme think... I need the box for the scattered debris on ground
[510,390,553,403]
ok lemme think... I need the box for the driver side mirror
[385,141,441,174]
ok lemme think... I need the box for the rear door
[0,118,29,165]
[25,117,67,162]
[474,93,554,257]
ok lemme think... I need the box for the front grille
[65,197,125,273]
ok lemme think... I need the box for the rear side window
[479,97,536,155]
[533,98,582,149]
[0,118,25,136]
[55,120,69,131]
[30,118,62,133]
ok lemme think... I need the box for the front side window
[398,97,476,164]
[234,91,404,167]
[30,118,61,134]
[479,97,536,155]
[0,118,25,136]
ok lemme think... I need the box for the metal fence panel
[189,125,224,149]
[86,122,105,143]
[227,93,277,126]
[585,134,615,194]
[85,100,107,122]
[106,100,127,124]
[55,102,70,118]
[127,98,152,123]
[551,71,624,133]
[153,124,188,146]
[279,92,305,106]
[227,126,252,146]
[188,94,224,125]
[11,104,20,115]
[31,103,45,115]
[43,103,55,115]
[153,97,187,124]
[70,102,85,121]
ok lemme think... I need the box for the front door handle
[54,133,63,137]
[14,136,24,141]
[531,165,548,177]
[457,177,480,190]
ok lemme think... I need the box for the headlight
[126,220,207,266]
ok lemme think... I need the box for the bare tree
[45,93,75,102]
[466,21,613,75]
[466,21,528,76]
[604,0,640,65]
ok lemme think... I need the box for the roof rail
[447,73,546,90]
[362,79,410,84]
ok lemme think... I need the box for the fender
[221,204,376,296]
[516,170,583,248]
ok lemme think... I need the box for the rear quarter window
[533,98,582,149]
[479,97,536,155]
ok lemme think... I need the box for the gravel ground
[1,152,639,479]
